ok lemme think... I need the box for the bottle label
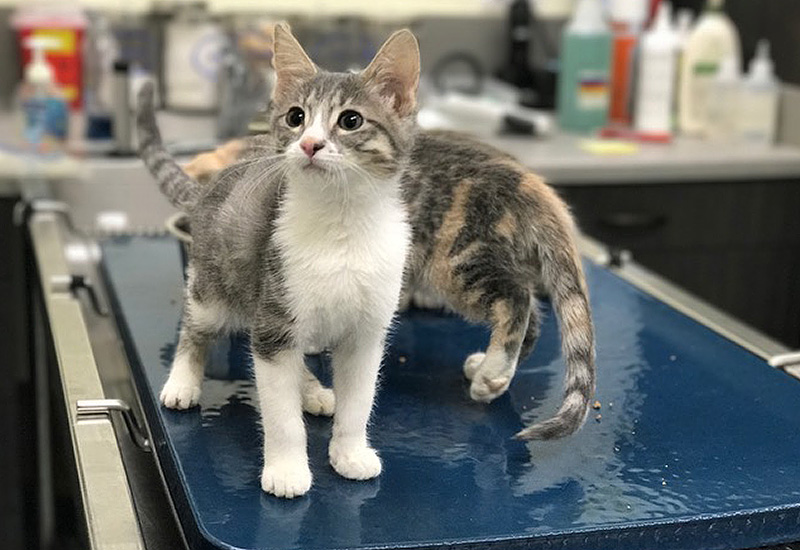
[577,70,610,111]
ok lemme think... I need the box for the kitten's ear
[362,29,420,117]
[272,23,317,100]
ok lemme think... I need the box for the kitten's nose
[300,138,325,158]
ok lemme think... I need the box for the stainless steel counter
[485,133,800,185]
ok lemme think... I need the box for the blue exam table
[101,236,800,550]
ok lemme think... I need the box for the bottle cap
[569,0,608,34]
[675,8,693,39]
[651,1,673,36]
[748,39,776,84]
[707,0,725,11]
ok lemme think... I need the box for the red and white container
[12,5,87,110]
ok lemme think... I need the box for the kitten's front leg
[161,298,217,409]
[253,348,312,498]
[329,334,384,480]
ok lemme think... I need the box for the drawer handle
[50,274,109,316]
[77,399,151,452]
[598,212,667,232]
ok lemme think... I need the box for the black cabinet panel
[0,197,31,550]
[558,181,800,348]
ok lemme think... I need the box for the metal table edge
[29,212,146,550]
[577,234,792,362]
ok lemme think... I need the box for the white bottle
[634,1,678,135]
[705,55,740,141]
[738,40,780,146]
[678,0,741,135]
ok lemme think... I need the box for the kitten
[142,26,597,497]
[189,119,596,441]
[137,24,419,498]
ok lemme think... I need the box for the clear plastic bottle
[705,55,740,141]
[738,40,780,146]
[16,36,69,151]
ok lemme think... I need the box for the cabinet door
[556,181,800,348]
[0,198,30,550]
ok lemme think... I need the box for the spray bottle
[16,36,69,150]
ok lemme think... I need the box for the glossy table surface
[101,236,800,550]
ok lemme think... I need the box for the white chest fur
[275,176,410,349]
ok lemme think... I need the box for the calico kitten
[137,24,419,498]
[402,131,595,440]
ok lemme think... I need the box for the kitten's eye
[285,107,305,128]
[338,110,363,131]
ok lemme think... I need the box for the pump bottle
[16,36,69,151]
[678,0,741,135]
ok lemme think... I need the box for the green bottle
[557,0,613,133]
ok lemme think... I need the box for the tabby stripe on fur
[403,132,596,440]
[136,82,201,211]
[516,178,595,439]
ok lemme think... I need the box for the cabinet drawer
[557,180,800,250]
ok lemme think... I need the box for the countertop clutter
[4,111,800,188]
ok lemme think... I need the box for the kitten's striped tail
[136,82,200,212]
[516,192,596,440]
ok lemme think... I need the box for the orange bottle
[608,0,648,126]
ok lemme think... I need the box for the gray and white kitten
[139,25,596,499]
[138,25,418,498]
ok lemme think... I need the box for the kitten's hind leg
[161,298,223,409]
[520,301,542,359]
[465,294,537,403]
[302,365,335,417]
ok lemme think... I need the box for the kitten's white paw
[464,352,511,403]
[160,378,201,409]
[469,374,511,403]
[463,352,486,381]
[329,444,382,480]
[261,462,312,499]
[302,385,335,416]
